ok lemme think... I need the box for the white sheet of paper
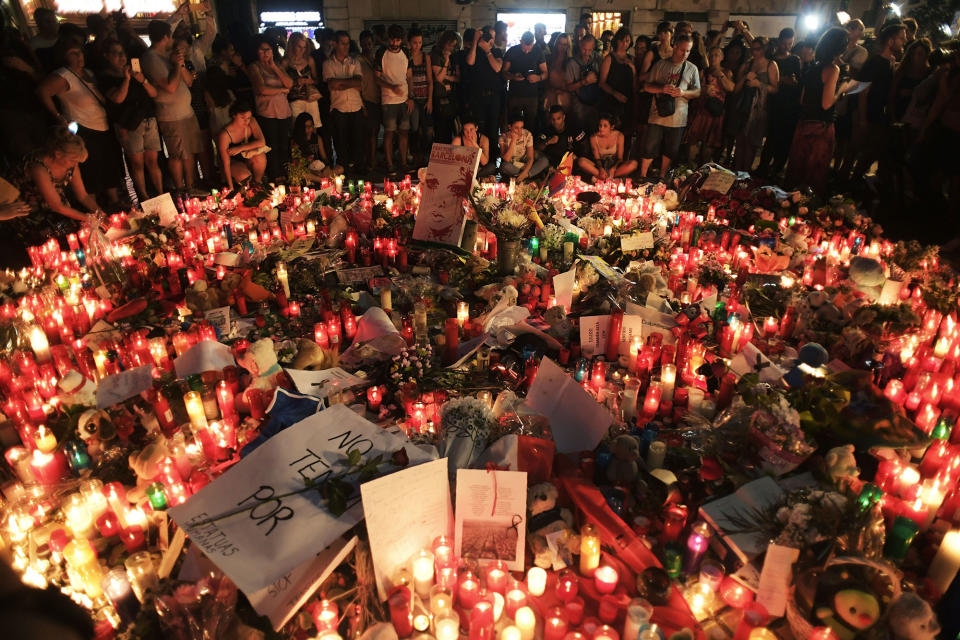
[729,342,784,384]
[756,543,800,617]
[620,232,655,252]
[361,458,453,600]
[167,404,436,594]
[701,168,737,195]
[95,364,154,409]
[205,306,231,336]
[285,367,366,398]
[248,535,358,630]
[877,278,903,305]
[552,267,576,311]
[140,193,179,226]
[174,340,237,378]
[579,314,644,358]
[454,468,527,572]
[625,303,678,344]
[526,357,612,454]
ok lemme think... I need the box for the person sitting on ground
[498,110,549,181]
[577,113,638,181]
[216,101,267,191]
[291,112,339,181]
[452,115,495,178]
[536,104,586,169]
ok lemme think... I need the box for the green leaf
[346,448,362,467]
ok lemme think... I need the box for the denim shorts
[382,102,411,132]
[116,117,161,155]
[643,123,684,160]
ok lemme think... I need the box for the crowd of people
[0,8,957,265]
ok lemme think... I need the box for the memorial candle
[515,607,536,640]
[928,530,960,593]
[459,571,481,608]
[623,599,653,640]
[485,560,508,594]
[580,523,600,575]
[642,382,663,416]
[594,565,619,594]
[526,567,546,596]
[445,318,459,364]
[63,538,103,598]
[102,567,139,625]
[312,599,339,633]
[29,325,51,363]
[505,587,528,619]
[469,599,495,640]
[388,586,414,638]
[411,549,434,599]
[457,301,470,328]
[606,303,624,362]
[544,607,569,640]
[276,262,290,298]
[184,391,208,430]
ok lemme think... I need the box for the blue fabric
[240,387,325,457]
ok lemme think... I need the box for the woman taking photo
[786,27,850,194]
[732,36,779,171]
[684,46,735,164]
[577,113,638,182]
[6,129,101,266]
[545,33,572,112]
[37,36,123,211]
[248,35,293,181]
[217,102,268,191]
[599,28,635,135]
[283,32,322,127]
[98,38,163,201]
[452,116,495,177]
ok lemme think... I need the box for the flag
[547,152,574,196]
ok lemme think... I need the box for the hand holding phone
[131,58,141,73]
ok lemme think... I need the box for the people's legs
[578,157,600,177]
[500,161,520,177]
[230,158,252,184]
[258,116,282,180]
[529,152,549,178]
[275,117,291,180]
[249,152,267,183]
[476,161,498,178]
[640,124,664,177]
[397,104,411,171]
[660,126,683,176]
[144,151,162,195]
[128,152,147,198]
[158,120,185,190]
[344,109,364,170]
[196,129,215,184]
[613,159,638,176]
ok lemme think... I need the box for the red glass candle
[468,599,495,640]
[217,381,236,420]
[311,599,339,634]
[121,525,146,552]
[504,586,528,620]
[544,607,569,640]
[594,565,619,594]
[366,386,382,412]
[485,560,508,594]
[388,585,414,638]
[96,511,121,537]
[564,596,585,626]
[555,569,579,602]
[445,318,459,364]
[458,571,481,609]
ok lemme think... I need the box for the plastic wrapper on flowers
[153,572,238,640]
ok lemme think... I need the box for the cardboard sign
[454,468,527,572]
[96,365,154,409]
[140,193,179,226]
[361,458,453,600]
[526,357,612,454]
[579,314,644,358]
[412,143,480,247]
[168,404,436,594]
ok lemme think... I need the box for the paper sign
[877,279,904,305]
[552,267,576,311]
[625,303,678,345]
[412,143,480,246]
[578,255,625,283]
[756,543,800,617]
[96,365,154,409]
[274,237,316,262]
[248,535,358,629]
[205,306,231,336]
[361,458,453,600]
[174,340,236,378]
[579,314,644,358]
[620,232,655,252]
[701,167,737,195]
[168,404,436,594]
[336,266,384,284]
[455,468,527,572]
[285,367,366,398]
[729,342,784,384]
[526,357,612,454]
[140,193,179,226]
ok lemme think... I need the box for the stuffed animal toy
[527,482,580,570]
[185,280,224,314]
[815,582,882,640]
[887,593,940,640]
[291,339,339,370]
[543,305,573,341]
[783,342,830,388]
[607,434,642,485]
[77,409,116,459]
[825,444,860,489]
[57,370,97,406]
[238,338,283,402]
[848,256,885,302]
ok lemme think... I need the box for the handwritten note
[620,232,655,252]
[336,266,384,284]
[174,340,237,378]
[454,468,527,572]
[756,543,800,616]
[579,314,644,359]
[526,357,612,454]
[625,303,678,345]
[361,458,452,600]
[168,404,436,594]
[700,167,737,195]
[285,367,366,398]
[140,193,179,226]
[95,365,154,409]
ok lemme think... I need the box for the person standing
[503,31,547,134]
[465,26,504,160]
[430,30,460,144]
[640,35,700,179]
[757,28,801,178]
[323,30,364,174]
[599,28,635,136]
[376,24,413,176]
[683,46,735,165]
[533,23,550,58]
[248,35,293,181]
[731,37,779,172]
[28,8,59,72]
[566,34,602,133]
[283,32,322,129]
[358,31,382,172]
[845,22,907,182]
[141,20,202,191]
[407,28,433,165]
[834,20,868,171]
[786,27,850,194]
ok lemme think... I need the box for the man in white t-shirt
[376,24,413,175]
[142,20,201,191]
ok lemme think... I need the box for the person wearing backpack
[640,35,700,179]
[565,35,603,133]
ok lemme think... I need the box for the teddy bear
[185,280,225,314]
[238,338,283,403]
[824,444,860,489]
[543,305,573,341]
[607,434,642,486]
[848,256,885,302]
[887,593,941,640]
[527,482,580,570]
[291,339,339,370]
[127,441,170,504]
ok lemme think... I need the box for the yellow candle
[276,262,290,298]
[515,607,536,640]
[34,425,57,453]
[183,391,208,430]
[63,538,103,598]
[93,350,109,379]
[63,493,94,539]
[457,301,469,327]
[501,626,522,640]
[29,325,51,363]
[661,364,677,399]
[580,523,601,575]
[526,566,547,596]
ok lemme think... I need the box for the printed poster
[412,143,480,247]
